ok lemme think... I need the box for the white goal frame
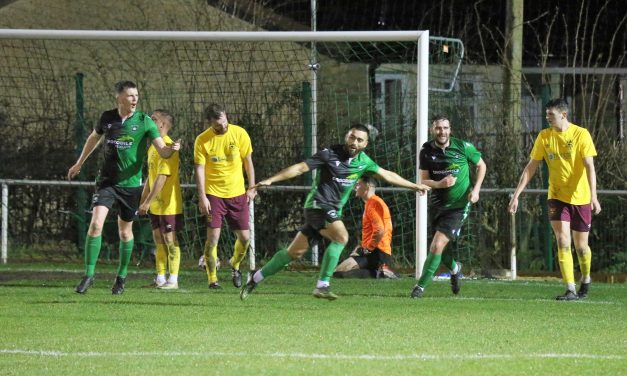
[0,29,429,279]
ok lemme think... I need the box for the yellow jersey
[530,123,597,205]
[194,124,252,198]
[146,135,183,215]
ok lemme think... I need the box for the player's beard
[434,134,449,147]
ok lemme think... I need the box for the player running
[240,123,430,300]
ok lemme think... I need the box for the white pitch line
[0,349,623,361]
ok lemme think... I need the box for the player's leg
[204,194,226,289]
[75,204,109,293]
[571,203,593,298]
[112,217,134,295]
[240,231,309,300]
[314,220,349,300]
[229,229,250,288]
[161,228,180,289]
[85,205,109,275]
[573,230,592,298]
[226,195,251,287]
[412,231,449,296]
[548,199,577,300]
[335,256,360,273]
[148,213,167,287]
[204,227,221,288]
[111,187,143,295]
[152,227,168,287]
[551,220,577,300]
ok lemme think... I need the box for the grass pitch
[0,263,625,375]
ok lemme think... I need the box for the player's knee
[333,233,349,245]
[119,230,133,242]
[87,223,103,236]
[575,246,589,256]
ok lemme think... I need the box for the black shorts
[91,186,142,222]
[299,208,341,245]
[431,205,470,241]
[353,248,393,270]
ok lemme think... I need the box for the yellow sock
[166,242,180,277]
[577,246,592,283]
[230,239,250,270]
[557,246,575,285]
[155,243,168,276]
[204,243,218,283]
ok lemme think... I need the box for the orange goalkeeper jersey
[361,194,392,255]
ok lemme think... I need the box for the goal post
[0,29,429,277]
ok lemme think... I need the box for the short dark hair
[204,103,226,121]
[545,98,569,113]
[350,123,370,136]
[152,109,174,127]
[114,80,137,94]
[360,174,378,187]
[431,113,449,123]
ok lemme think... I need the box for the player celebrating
[138,109,183,289]
[68,81,180,295]
[410,114,486,298]
[509,98,600,300]
[240,124,430,300]
[194,103,256,290]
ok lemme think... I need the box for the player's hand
[508,197,519,214]
[414,183,430,195]
[438,174,457,188]
[138,202,149,216]
[170,139,181,151]
[246,186,258,201]
[591,197,601,215]
[468,189,480,204]
[67,163,82,180]
[198,195,211,216]
[252,179,272,189]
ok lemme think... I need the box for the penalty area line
[0,349,623,361]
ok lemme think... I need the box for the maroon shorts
[547,199,592,232]
[149,213,184,233]
[206,194,250,230]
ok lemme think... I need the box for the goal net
[0,30,434,273]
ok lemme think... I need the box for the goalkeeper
[334,175,397,279]
[240,124,429,300]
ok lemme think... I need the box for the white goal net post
[0,29,429,278]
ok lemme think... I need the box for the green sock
[318,242,344,282]
[84,235,102,277]
[116,239,134,278]
[417,252,442,288]
[260,249,292,278]
[441,251,457,272]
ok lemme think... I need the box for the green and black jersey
[304,144,379,216]
[95,109,160,188]
[419,137,482,209]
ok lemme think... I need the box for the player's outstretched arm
[254,162,310,188]
[508,159,540,213]
[68,130,102,180]
[153,137,181,159]
[374,168,430,194]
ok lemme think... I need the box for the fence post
[1,183,8,264]
[510,210,517,280]
[74,72,87,251]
